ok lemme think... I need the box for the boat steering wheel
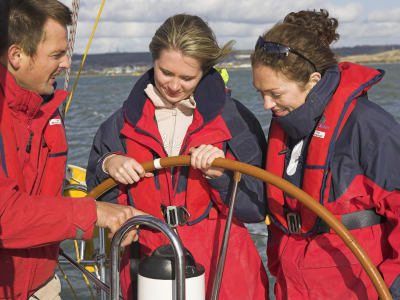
[88,155,392,300]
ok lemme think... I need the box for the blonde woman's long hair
[149,14,234,72]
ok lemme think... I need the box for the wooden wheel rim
[89,155,392,300]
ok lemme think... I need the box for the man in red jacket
[0,1,143,299]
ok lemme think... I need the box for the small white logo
[49,119,62,125]
[313,130,326,139]
[286,139,304,176]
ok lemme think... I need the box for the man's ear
[8,44,24,70]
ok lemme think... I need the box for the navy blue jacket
[87,68,267,223]
[269,64,400,298]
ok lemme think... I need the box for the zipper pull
[278,149,288,155]
[26,132,34,153]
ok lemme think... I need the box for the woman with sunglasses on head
[87,14,269,300]
[252,9,400,300]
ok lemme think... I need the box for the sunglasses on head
[255,36,317,72]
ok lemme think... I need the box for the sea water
[58,63,400,299]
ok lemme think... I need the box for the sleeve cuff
[206,170,233,191]
[98,152,125,175]
[70,197,97,240]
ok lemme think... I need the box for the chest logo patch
[49,119,62,126]
[313,130,326,139]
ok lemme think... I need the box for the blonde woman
[87,14,268,300]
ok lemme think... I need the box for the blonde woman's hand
[189,144,225,178]
[103,154,153,185]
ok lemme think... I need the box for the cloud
[59,0,399,53]
[65,0,362,24]
[75,0,318,24]
[323,3,363,22]
[208,22,273,38]
[76,21,160,38]
[338,22,400,46]
[367,8,400,22]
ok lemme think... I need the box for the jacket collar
[0,64,42,120]
[123,68,227,126]
[0,64,68,121]
[144,83,196,112]
[275,65,341,141]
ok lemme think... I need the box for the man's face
[15,18,70,95]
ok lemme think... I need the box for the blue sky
[60,0,400,54]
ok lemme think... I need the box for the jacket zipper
[26,132,34,153]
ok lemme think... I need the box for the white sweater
[144,84,196,156]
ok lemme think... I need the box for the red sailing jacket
[87,69,269,300]
[0,65,97,299]
[265,63,400,299]
[119,100,267,300]
[121,100,232,222]
[266,62,381,234]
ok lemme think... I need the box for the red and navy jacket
[265,62,400,297]
[86,68,267,223]
[0,64,97,299]
[87,68,269,300]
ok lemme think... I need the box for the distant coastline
[338,49,400,64]
[68,45,400,76]
[219,49,400,69]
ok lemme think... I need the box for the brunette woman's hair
[251,9,339,86]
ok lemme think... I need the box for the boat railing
[60,166,110,300]
[110,215,186,300]
[60,215,186,300]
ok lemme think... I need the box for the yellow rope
[74,240,96,300]
[64,0,106,116]
[57,263,79,300]
[74,240,80,262]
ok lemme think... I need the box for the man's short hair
[5,0,72,57]
[0,0,10,55]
